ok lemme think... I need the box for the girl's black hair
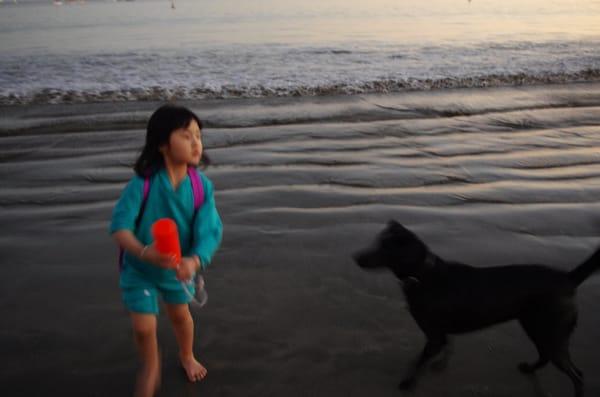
[134,104,209,176]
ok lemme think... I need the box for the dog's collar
[402,252,437,286]
[424,251,437,268]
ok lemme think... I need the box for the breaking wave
[2,69,600,106]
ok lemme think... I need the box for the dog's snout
[353,250,370,268]
[353,251,364,266]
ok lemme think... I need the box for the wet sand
[1,83,600,396]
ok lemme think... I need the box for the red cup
[151,218,181,268]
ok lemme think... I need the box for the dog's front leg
[399,335,447,390]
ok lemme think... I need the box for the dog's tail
[569,246,600,286]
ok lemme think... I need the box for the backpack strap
[188,167,205,234]
[187,166,205,211]
[136,176,152,228]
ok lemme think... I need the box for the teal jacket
[110,168,223,277]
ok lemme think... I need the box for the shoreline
[2,81,600,135]
[2,70,600,107]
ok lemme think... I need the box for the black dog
[353,221,600,397]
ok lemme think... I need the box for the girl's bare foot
[180,355,207,382]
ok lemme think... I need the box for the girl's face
[160,119,203,167]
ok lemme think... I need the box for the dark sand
[1,83,600,396]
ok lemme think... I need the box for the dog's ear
[387,220,409,233]
[388,219,401,229]
[387,220,420,243]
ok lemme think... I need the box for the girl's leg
[130,313,161,397]
[165,303,207,382]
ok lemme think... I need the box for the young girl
[110,104,223,397]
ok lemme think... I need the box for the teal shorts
[120,263,195,314]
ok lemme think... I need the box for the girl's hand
[175,256,199,281]
[141,245,178,269]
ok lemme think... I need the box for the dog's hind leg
[431,339,453,372]
[517,301,577,375]
[551,348,584,397]
[520,303,583,396]
[573,363,583,378]
[518,317,551,374]
[518,356,549,374]
[398,334,447,390]
[552,355,583,397]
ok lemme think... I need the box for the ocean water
[1,0,600,105]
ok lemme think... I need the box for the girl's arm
[191,175,223,269]
[113,229,175,269]
[113,229,145,258]
[109,176,143,234]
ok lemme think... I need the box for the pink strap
[187,166,205,210]
[141,168,203,208]
[143,176,150,200]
